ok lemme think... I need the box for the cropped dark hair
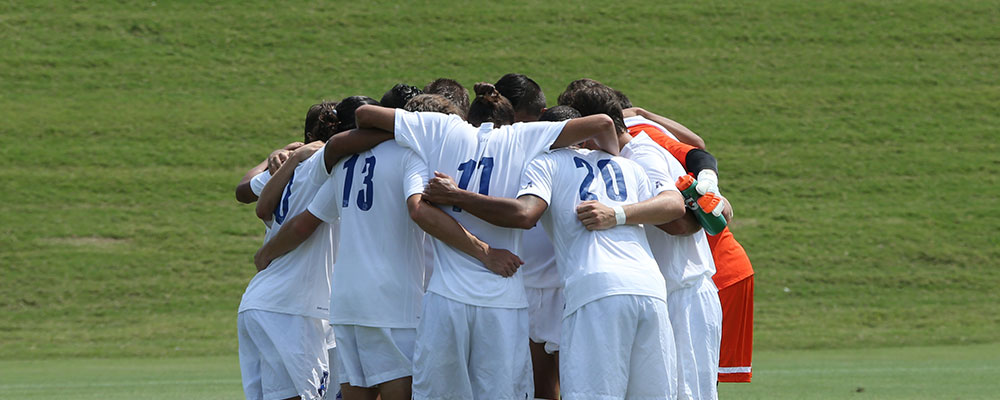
[614,89,632,109]
[380,83,423,109]
[305,101,338,142]
[563,85,626,134]
[539,105,581,122]
[332,95,379,134]
[557,78,604,106]
[423,78,470,119]
[404,94,463,115]
[494,73,546,120]
[466,83,515,128]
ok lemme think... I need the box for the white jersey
[393,110,568,308]
[520,225,560,289]
[621,131,717,291]
[517,148,669,317]
[238,149,338,320]
[307,141,429,328]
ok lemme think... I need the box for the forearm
[623,191,686,225]
[448,190,537,229]
[255,160,297,220]
[323,128,395,172]
[655,210,702,236]
[255,212,321,269]
[409,197,489,261]
[638,109,706,150]
[236,160,267,203]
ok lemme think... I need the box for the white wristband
[612,206,626,225]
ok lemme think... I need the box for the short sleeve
[634,167,655,203]
[394,109,464,157]
[306,176,341,224]
[249,171,272,196]
[401,149,429,199]
[510,120,569,158]
[516,155,555,205]
[628,146,680,197]
[301,147,331,186]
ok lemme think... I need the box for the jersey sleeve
[393,109,463,157]
[401,149,429,199]
[306,175,341,224]
[301,147,332,186]
[634,166,655,203]
[249,171,272,196]
[626,146,679,197]
[516,155,556,205]
[511,120,569,158]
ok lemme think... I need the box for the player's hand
[253,247,272,272]
[695,169,719,195]
[622,107,645,118]
[267,149,292,174]
[576,200,617,231]
[423,171,461,205]
[292,141,324,161]
[697,192,726,217]
[282,141,305,151]
[481,246,523,278]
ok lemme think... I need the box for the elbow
[595,114,615,136]
[355,105,377,129]
[511,209,539,230]
[693,138,707,151]
[255,205,271,221]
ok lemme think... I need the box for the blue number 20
[453,156,495,212]
[573,157,627,201]
[342,154,377,211]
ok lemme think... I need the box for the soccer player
[494,73,547,122]
[564,85,726,399]
[239,98,397,400]
[352,83,621,400]
[379,83,423,110]
[420,117,689,399]
[619,106,755,385]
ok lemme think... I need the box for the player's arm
[321,128,394,173]
[253,211,323,271]
[235,142,305,203]
[254,142,323,221]
[576,190,686,231]
[354,104,397,132]
[550,114,619,156]
[236,159,267,204]
[626,107,706,150]
[407,194,524,277]
[421,172,548,229]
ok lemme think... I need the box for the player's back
[520,148,666,317]
[239,149,336,320]
[393,110,568,308]
[328,141,426,328]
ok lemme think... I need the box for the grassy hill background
[1,0,998,359]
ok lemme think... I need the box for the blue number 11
[453,156,495,212]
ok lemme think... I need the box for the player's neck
[617,131,632,150]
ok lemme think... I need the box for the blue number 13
[342,154,377,211]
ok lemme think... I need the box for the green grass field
[3,344,998,399]
[1,0,998,397]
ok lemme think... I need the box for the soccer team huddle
[233,74,755,400]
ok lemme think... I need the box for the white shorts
[325,347,341,400]
[526,287,564,354]
[560,295,676,400]
[412,292,533,400]
[668,277,722,400]
[333,324,416,387]
[237,310,331,400]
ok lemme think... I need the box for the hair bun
[474,82,500,99]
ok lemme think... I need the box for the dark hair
[494,73,546,121]
[404,94,463,115]
[305,101,339,142]
[333,95,379,134]
[466,83,515,127]
[563,85,626,134]
[613,89,632,109]
[539,105,581,122]
[380,83,423,109]
[423,78,470,118]
[557,78,604,106]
